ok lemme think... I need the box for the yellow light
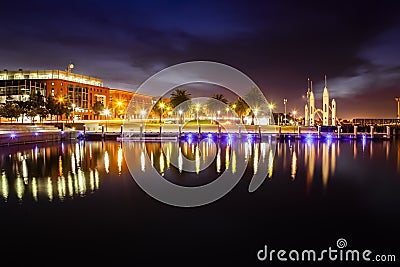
[117,101,123,107]
[159,102,165,109]
[104,109,110,116]
[58,97,64,103]
[268,103,275,110]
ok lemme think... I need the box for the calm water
[0,138,399,265]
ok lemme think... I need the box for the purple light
[10,133,16,139]
[207,133,213,138]
[34,132,39,136]
[61,131,65,135]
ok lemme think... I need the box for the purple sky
[1,0,400,119]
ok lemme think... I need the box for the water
[0,138,399,265]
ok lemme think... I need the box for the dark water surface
[0,138,399,266]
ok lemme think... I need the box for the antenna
[324,74,327,88]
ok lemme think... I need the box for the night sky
[1,0,400,119]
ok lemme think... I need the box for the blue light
[207,133,213,138]
[34,132,39,136]
[10,133,16,139]
[187,133,192,138]
[61,131,65,135]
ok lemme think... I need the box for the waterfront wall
[0,131,79,147]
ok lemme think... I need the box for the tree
[37,107,49,123]
[2,102,22,124]
[46,95,58,121]
[206,94,229,120]
[0,104,5,123]
[92,101,104,120]
[151,97,171,123]
[170,89,191,115]
[232,97,250,124]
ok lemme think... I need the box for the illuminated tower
[322,75,329,126]
[305,104,309,126]
[331,98,336,126]
[309,81,315,126]
[304,78,310,126]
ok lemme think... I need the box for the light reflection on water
[0,138,399,203]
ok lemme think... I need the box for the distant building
[304,76,337,126]
[0,68,153,121]
[109,88,153,120]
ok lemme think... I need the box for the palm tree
[206,94,229,121]
[212,94,228,104]
[232,97,250,124]
[170,89,191,109]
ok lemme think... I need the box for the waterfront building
[0,66,152,121]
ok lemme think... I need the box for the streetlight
[116,100,123,118]
[254,108,258,125]
[225,107,229,119]
[71,103,76,123]
[283,98,287,125]
[268,103,275,125]
[140,109,146,124]
[104,109,110,131]
[395,97,400,119]
[178,109,183,124]
[195,103,200,125]
[292,109,297,133]
[158,102,165,123]
[217,110,221,121]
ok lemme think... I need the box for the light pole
[158,102,165,123]
[283,98,287,125]
[254,108,258,125]
[195,103,200,125]
[104,109,110,132]
[225,107,229,120]
[140,109,146,124]
[395,97,400,119]
[292,110,297,133]
[217,110,220,121]
[268,103,275,125]
[178,109,183,124]
[71,103,76,123]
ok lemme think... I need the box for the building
[0,68,108,120]
[0,67,153,121]
[109,88,153,120]
[304,76,337,126]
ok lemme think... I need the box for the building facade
[0,68,152,121]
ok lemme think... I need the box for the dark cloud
[1,0,400,118]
